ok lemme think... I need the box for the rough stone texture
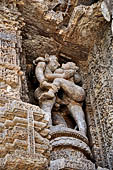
[86,28,113,169]
[50,125,95,170]
[0,0,113,170]
[0,97,50,170]
[0,2,50,169]
[20,0,106,62]
[0,2,23,100]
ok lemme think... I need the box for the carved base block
[50,125,95,170]
[0,151,48,170]
[0,96,50,170]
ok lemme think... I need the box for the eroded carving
[34,54,87,136]
[101,0,113,34]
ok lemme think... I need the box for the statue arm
[35,62,46,83]
[45,70,75,80]
[45,73,65,81]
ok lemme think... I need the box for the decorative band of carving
[50,158,95,170]
[50,136,92,157]
[0,97,45,118]
[50,126,89,145]
[0,62,20,71]
[0,66,19,86]
[0,96,50,169]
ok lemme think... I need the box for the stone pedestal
[50,125,95,170]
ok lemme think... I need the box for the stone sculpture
[33,54,87,136]
[101,0,113,34]
[0,0,113,169]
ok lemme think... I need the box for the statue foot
[39,91,55,100]
[79,130,87,137]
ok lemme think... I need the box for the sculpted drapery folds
[33,54,87,136]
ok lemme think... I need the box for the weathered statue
[101,0,113,34]
[33,54,87,136]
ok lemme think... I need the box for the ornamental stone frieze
[0,0,113,170]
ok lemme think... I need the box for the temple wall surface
[0,2,50,169]
[0,0,113,170]
[86,28,113,169]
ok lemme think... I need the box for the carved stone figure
[33,54,87,136]
[101,0,113,34]
[34,55,60,125]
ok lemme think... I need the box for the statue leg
[34,87,56,126]
[68,102,87,136]
[40,97,56,126]
[52,112,67,127]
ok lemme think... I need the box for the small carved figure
[33,55,62,125]
[33,54,87,136]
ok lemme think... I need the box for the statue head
[73,73,82,84]
[45,54,60,72]
[33,57,45,65]
[61,62,79,71]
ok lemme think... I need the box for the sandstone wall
[0,0,113,170]
[86,28,113,169]
[19,1,112,169]
[0,2,50,169]
[0,1,23,100]
[0,97,50,170]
